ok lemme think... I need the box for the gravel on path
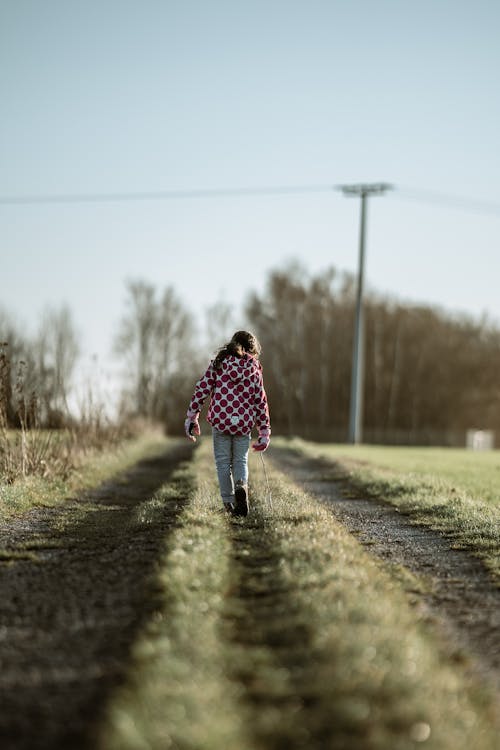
[271,448,500,695]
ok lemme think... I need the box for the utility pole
[337,183,392,444]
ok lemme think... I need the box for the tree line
[2,264,500,445]
[247,264,500,444]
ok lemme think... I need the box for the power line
[0,184,334,205]
[0,183,499,217]
[395,186,500,216]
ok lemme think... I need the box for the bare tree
[33,305,80,425]
[0,309,32,426]
[151,286,198,421]
[205,302,236,351]
[114,281,157,417]
[246,262,355,439]
[114,280,198,428]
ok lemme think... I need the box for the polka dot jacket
[186,354,271,438]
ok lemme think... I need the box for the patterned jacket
[187,354,271,437]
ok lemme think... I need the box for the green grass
[0,430,171,520]
[277,438,500,580]
[307,443,500,504]
[99,440,499,750]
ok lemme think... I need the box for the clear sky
[2,0,500,384]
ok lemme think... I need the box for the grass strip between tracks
[277,438,500,581]
[99,439,498,750]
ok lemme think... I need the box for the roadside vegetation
[279,438,500,580]
[0,426,170,520]
[0,336,173,520]
[99,440,499,750]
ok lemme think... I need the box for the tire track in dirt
[0,441,194,750]
[271,447,500,695]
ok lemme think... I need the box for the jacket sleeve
[253,367,271,437]
[186,362,215,419]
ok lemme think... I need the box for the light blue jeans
[212,428,251,505]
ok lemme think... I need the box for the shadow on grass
[225,508,341,750]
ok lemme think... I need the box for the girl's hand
[184,416,200,442]
[252,436,269,452]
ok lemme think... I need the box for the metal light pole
[338,183,392,444]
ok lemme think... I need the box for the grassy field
[277,439,500,580]
[296,443,500,504]
[0,430,171,521]
[99,440,499,750]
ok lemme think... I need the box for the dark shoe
[234,480,249,517]
[224,502,235,515]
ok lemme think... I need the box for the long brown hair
[213,330,261,370]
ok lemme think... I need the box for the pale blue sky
[1,1,500,383]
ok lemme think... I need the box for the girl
[184,330,270,516]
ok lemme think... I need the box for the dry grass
[0,344,147,485]
[0,431,171,520]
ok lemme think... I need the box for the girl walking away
[184,330,271,516]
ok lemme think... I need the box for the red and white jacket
[187,354,270,438]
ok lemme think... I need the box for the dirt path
[2,441,499,749]
[271,448,500,695]
[0,441,193,750]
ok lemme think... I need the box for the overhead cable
[0,183,499,216]
[0,184,333,205]
[395,186,500,216]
